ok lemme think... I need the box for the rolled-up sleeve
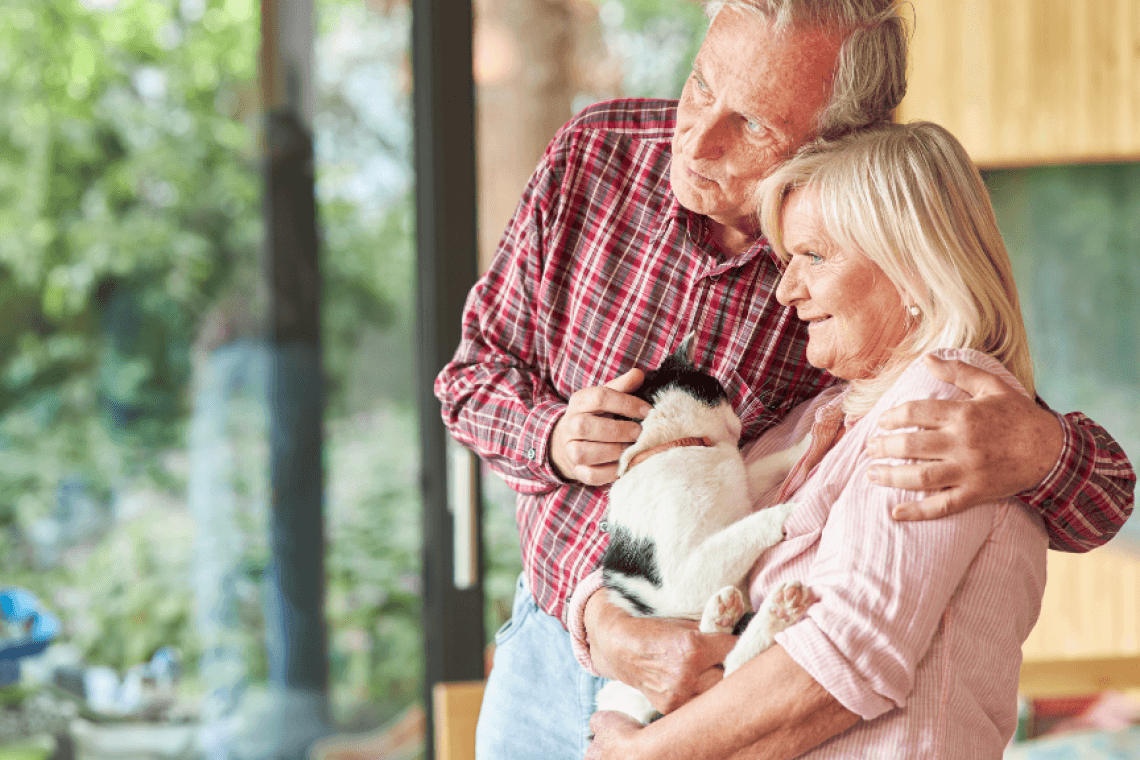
[774,349,1010,720]
[776,485,993,719]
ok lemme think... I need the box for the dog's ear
[677,331,697,364]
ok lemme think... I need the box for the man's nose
[685,108,728,161]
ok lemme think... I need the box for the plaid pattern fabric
[435,99,1135,623]
[1026,409,1136,552]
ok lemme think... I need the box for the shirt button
[599,520,610,533]
[526,448,536,461]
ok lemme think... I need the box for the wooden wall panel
[1019,547,1140,697]
[1023,548,1140,662]
[896,0,1140,167]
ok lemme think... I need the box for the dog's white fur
[594,387,812,724]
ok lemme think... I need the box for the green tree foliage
[596,0,705,99]
[0,0,401,533]
[0,0,263,529]
[0,0,421,728]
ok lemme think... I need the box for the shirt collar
[813,383,862,433]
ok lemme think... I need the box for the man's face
[670,9,842,239]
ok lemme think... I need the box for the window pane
[0,0,272,756]
[313,0,422,744]
[986,164,1140,552]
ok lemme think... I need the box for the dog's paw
[595,681,658,725]
[700,586,749,634]
[769,501,797,535]
[762,580,814,633]
[723,581,814,676]
[749,500,798,547]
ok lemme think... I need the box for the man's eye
[745,119,764,133]
[693,75,710,93]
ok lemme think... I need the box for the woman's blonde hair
[758,121,1034,415]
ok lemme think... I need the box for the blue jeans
[476,574,607,760]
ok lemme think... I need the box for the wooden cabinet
[895,0,1140,167]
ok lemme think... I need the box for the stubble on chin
[669,156,716,213]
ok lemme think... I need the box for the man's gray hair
[704,0,909,139]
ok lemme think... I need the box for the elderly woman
[580,121,1048,759]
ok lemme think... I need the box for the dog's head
[618,333,742,476]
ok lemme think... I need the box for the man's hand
[866,354,1063,520]
[585,590,737,714]
[550,369,650,485]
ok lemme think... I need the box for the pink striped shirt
[570,348,1047,757]
[748,348,1046,757]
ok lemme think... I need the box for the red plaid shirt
[435,99,1135,625]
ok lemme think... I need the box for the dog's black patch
[633,342,727,410]
[600,335,727,624]
[732,611,755,637]
[602,525,662,589]
[603,577,656,616]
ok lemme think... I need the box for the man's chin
[670,175,714,216]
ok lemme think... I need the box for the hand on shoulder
[865,351,1063,520]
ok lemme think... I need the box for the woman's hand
[584,591,737,714]
[585,711,646,760]
[867,354,1063,519]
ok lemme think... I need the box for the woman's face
[775,188,912,380]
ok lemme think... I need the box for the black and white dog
[594,334,812,724]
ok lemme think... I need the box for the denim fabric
[476,574,606,760]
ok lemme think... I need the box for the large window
[0,0,273,755]
[0,2,715,758]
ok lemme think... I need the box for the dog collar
[626,436,712,471]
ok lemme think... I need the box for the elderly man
[435,1,1135,758]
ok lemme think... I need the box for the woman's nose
[775,261,803,307]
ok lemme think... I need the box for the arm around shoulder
[870,350,1135,543]
[1021,408,1135,552]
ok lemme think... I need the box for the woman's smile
[774,188,911,380]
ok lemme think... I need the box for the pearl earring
[907,305,921,317]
